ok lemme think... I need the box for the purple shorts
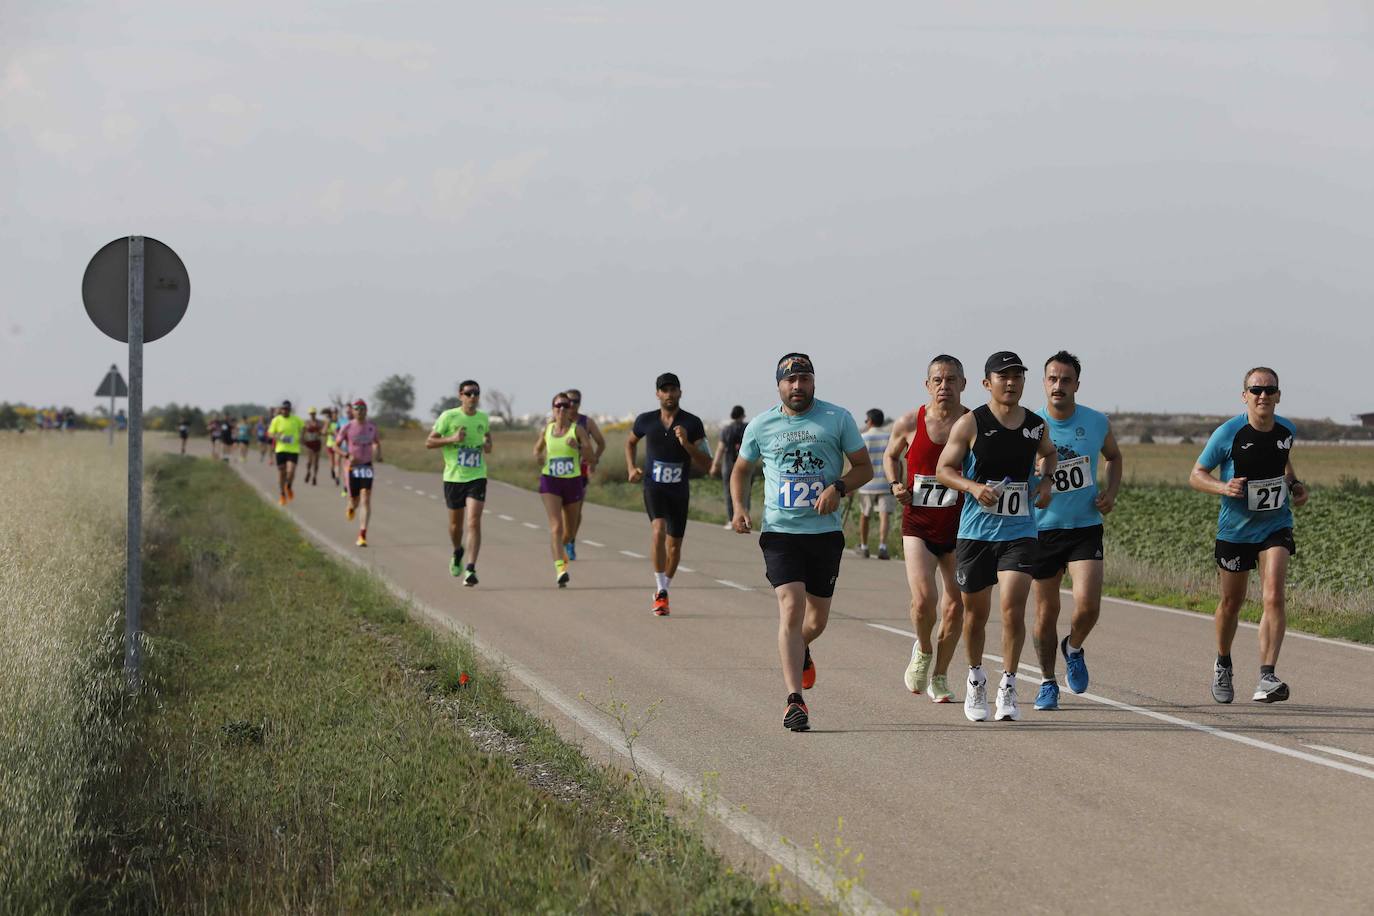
[539,474,585,504]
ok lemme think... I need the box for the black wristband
[833,478,848,497]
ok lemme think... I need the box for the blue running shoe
[1062,635,1089,694]
[565,541,577,562]
[1034,680,1060,710]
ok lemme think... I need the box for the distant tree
[488,389,516,426]
[373,374,416,425]
[0,403,18,430]
[221,402,269,420]
[431,394,460,418]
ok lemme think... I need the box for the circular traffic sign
[82,237,190,343]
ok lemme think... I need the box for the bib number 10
[778,475,825,509]
[982,481,1030,517]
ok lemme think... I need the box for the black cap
[655,372,681,390]
[776,352,815,382]
[281,399,292,408]
[983,351,1027,376]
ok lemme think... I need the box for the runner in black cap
[625,372,711,616]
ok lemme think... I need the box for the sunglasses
[1247,386,1279,396]
[553,402,573,409]
[568,398,581,404]
[461,389,480,397]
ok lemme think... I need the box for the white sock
[1000,670,1016,689]
[1066,641,1084,656]
[1042,677,1055,685]
[654,572,670,593]
[968,665,985,685]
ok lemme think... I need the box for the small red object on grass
[458,672,470,687]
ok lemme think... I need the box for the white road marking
[262,494,889,914]
[499,514,514,521]
[1305,744,1374,767]
[414,490,426,496]
[429,495,438,500]
[620,550,647,559]
[716,579,751,591]
[678,566,695,573]
[522,522,540,530]
[403,485,413,490]
[584,540,605,547]
[867,622,1374,782]
[1068,589,1374,655]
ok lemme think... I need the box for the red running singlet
[902,405,966,548]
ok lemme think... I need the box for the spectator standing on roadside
[711,405,749,529]
[857,409,895,559]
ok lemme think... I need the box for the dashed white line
[429,495,438,500]
[584,540,605,547]
[499,514,514,521]
[678,566,695,573]
[1305,744,1374,767]
[715,579,751,591]
[620,550,647,559]
[414,490,426,496]
[522,522,540,530]
[403,485,413,491]
[866,622,1374,782]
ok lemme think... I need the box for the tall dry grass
[0,432,133,910]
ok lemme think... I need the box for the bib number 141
[778,474,824,509]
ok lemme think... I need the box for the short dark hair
[866,408,885,427]
[730,405,745,420]
[1244,366,1279,388]
[928,355,964,378]
[566,388,582,399]
[1044,350,1082,378]
[458,379,479,392]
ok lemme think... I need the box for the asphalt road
[200,444,1374,914]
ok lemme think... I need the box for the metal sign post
[83,235,189,691]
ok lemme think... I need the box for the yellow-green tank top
[543,422,581,478]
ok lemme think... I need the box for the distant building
[1356,412,1374,428]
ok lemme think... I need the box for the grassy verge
[0,434,130,913]
[83,456,788,912]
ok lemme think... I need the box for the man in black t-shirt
[626,372,711,617]
[711,404,749,528]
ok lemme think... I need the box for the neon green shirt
[542,422,582,478]
[432,408,490,483]
[268,415,305,454]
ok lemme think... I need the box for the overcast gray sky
[4,3,1372,424]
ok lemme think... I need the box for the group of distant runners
[232,350,1304,733]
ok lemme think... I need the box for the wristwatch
[832,478,848,497]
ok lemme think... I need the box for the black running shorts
[759,530,846,598]
[444,478,488,509]
[348,463,375,496]
[1031,525,1104,580]
[1215,527,1295,573]
[275,451,298,467]
[644,487,690,538]
[954,537,1038,593]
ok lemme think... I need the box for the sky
[4,2,1373,424]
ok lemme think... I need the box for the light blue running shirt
[1034,405,1110,531]
[739,399,865,535]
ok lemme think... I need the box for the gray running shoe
[1252,673,1290,703]
[1211,661,1234,704]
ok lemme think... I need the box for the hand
[628,467,643,484]
[891,483,912,506]
[565,437,577,449]
[733,511,752,533]
[1291,482,1309,508]
[814,485,842,515]
[673,425,691,447]
[971,483,999,507]
[1034,479,1053,510]
[1095,490,1117,514]
[1223,477,1247,499]
[456,427,467,443]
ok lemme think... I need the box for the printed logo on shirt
[1220,555,1242,572]
[1023,426,1043,441]
[1277,436,1293,450]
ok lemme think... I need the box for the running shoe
[1034,680,1060,710]
[801,647,816,690]
[1061,635,1089,694]
[346,505,355,521]
[652,590,670,616]
[995,683,1021,721]
[783,694,810,732]
[858,544,869,559]
[928,674,955,704]
[278,495,287,506]
[1252,673,1290,703]
[877,544,890,560]
[565,541,577,562]
[964,677,989,722]
[286,486,294,502]
[904,645,932,695]
[311,476,317,486]
[557,570,570,588]
[463,568,478,588]
[356,534,367,548]
[1211,661,1234,704]
[450,548,465,577]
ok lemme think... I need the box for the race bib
[1246,475,1287,512]
[280,434,294,444]
[351,465,374,480]
[778,474,825,509]
[651,460,684,484]
[909,474,958,508]
[457,447,483,468]
[548,457,576,477]
[981,481,1030,517]
[1049,455,1091,494]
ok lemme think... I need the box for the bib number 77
[778,474,825,509]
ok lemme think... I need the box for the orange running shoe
[652,590,670,616]
[278,495,287,506]
[801,647,816,690]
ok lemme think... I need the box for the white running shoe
[904,645,933,694]
[964,678,989,722]
[995,683,1021,721]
